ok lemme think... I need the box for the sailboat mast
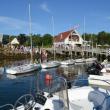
[52,16,55,61]
[83,16,85,58]
[29,3,33,63]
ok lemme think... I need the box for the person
[41,49,48,63]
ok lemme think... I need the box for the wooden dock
[46,47,110,61]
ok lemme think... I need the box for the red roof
[54,29,75,42]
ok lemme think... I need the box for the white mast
[83,16,86,58]
[29,3,33,63]
[52,16,55,61]
[91,34,94,57]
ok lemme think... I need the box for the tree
[42,34,53,47]
[17,34,27,45]
[32,34,42,47]
[97,31,109,45]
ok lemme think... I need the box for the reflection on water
[0,59,91,107]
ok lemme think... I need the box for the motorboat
[6,63,41,75]
[61,59,75,65]
[101,65,110,75]
[86,61,103,75]
[100,59,110,75]
[41,61,61,69]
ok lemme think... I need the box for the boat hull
[6,63,41,75]
[41,61,60,69]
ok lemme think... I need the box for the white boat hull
[61,59,75,65]
[85,58,97,63]
[6,63,41,75]
[75,58,85,63]
[41,61,60,69]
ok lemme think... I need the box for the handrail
[53,76,70,110]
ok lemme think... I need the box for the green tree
[17,34,27,45]
[97,31,109,45]
[42,34,53,47]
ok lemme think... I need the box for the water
[0,60,90,107]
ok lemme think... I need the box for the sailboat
[85,35,97,64]
[41,16,61,69]
[61,29,75,66]
[6,4,41,75]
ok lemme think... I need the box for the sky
[0,0,110,36]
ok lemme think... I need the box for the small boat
[41,61,61,69]
[100,59,110,75]
[61,59,75,65]
[75,58,85,64]
[101,66,110,75]
[86,61,103,75]
[6,63,41,75]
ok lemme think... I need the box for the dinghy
[61,59,75,65]
[41,61,61,69]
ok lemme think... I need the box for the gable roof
[54,29,76,42]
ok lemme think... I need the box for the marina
[0,0,110,109]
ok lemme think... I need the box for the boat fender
[45,73,52,86]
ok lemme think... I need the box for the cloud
[106,16,110,20]
[0,16,44,34]
[40,2,51,13]
[0,16,28,29]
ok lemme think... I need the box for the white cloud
[107,16,110,20]
[0,16,44,34]
[0,16,27,29]
[40,2,51,13]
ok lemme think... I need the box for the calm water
[0,60,90,107]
